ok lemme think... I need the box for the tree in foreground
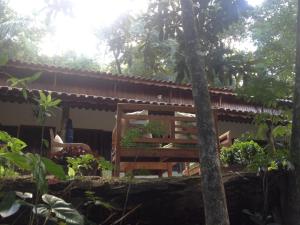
[287,0,300,223]
[180,0,229,224]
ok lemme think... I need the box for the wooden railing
[112,103,227,176]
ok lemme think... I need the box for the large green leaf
[2,152,31,170]
[41,157,66,180]
[34,194,84,225]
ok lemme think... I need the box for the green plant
[33,194,84,225]
[121,121,168,148]
[0,131,27,177]
[220,140,264,167]
[249,148,289,172]
[33,91,61,124]
[98,157,114,171]
[0,192,84,225]
[67,154,97,177]
[121,128,143,148]
[144,121,167,137]
[0,131,66,193]
[221,139,290,172]
[6,72,41,100]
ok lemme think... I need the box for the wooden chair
[49,129,91,153]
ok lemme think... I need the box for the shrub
[220,140,264,167]
[67,154,114,177]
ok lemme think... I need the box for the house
[0,60,273,160]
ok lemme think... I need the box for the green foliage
[221,140,264,167]
[221,139,290,172]
[6,72,41,99]
[33,90,61,124]
[0,130,27,153]
[121,128,143,148]
[98,157,114,171]
[0,165,18,177]
[251,0,296,83]
[0,192,83,225]
[144,120,167,137]
[0,0,44,60]
[248,148,289,172]
[121,121,168,148]
[238,75,291,107]
[33,194,84,225]
[0,131,66,193]
[67,154,113,177]
[98,0,251,85]
[67,154,96,177]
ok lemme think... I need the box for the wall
[218,121,257,139]
[0,101,116,132]
[0,101,61,127]
[0,100,256,138]
[70,108,115,131]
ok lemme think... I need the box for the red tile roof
[0,86,280,123]
[5,60,236,95]
[0,60,285,123]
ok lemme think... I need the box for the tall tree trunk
[286,0,300,223]
[180,1,230,225]
[113,50,122,74]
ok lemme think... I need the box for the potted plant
[98,157,114,178]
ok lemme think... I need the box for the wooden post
[167,163,172,177]
[114,104,123,177]
[60,105,70,141]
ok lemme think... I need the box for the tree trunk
[180,1,230,225]
[113,50,122,74]
[286,0,300,223]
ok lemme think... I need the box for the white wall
[0,101,61,127]
[0,100,256,136]
[70,108,115,131]
[0,101,116,131]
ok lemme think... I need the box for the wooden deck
[112,103,230,176]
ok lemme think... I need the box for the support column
[59,105,70,142]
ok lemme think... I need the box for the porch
[112,103,233,176]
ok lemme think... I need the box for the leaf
[0,191,16,212]
[0,191,21,218]
[34,194,84,225]
[32,155,48,194]
[25,72,41,83]
[68,167,75,178]
[0,203,20,218]
[39,91,47,102]
[41,157,66,180]
[2,152,31,170]
[0,131,11,142]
